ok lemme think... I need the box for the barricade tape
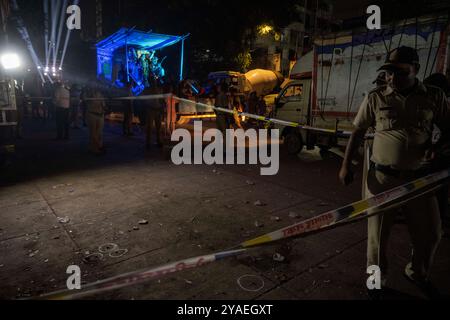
[39,249,247,300]
[174,97,353,137]
[239,168,450,248]
[36,167,450,300]
[23,94,357,137]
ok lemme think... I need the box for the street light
[258,24,274,35]
[1,53,21,70]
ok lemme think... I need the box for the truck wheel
[319,148,332,160]
[284,132,304,155]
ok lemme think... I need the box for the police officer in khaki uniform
[339,46,449,297]
[84,83,106,155]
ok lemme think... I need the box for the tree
[235,50,252,73]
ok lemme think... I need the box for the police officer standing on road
[83,82,106,155]
[215,83,230,134]
[339,46,449,298]
[53,80,71,140]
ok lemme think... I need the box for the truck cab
[273,79,312,154]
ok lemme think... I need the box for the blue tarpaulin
[96,27,184,53]
[96,27,188,91]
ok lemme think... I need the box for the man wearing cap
[339,46,449,298]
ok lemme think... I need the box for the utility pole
[0,0,10,44]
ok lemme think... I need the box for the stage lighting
[1,53,21,70]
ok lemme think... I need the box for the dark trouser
[123,104,134,135]
[80,103,87,126]
[70,101,79,127]
[45,101,55,120]
[16,106,24,138]
[436,182,449,219]
[55,107,69,139]
[32,101,41,119]
[145,108,162,147]
[215,111,228,134]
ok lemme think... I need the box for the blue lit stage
[96,27,189,95]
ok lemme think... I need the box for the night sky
[7,0,450,80]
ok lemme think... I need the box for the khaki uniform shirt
[85,91,105,115]
[353,81,449,170]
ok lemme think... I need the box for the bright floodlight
[1,53,21,70]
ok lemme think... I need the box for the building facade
[248,0,339,76]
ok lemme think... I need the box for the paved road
[0,118,449,300]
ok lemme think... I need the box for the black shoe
[404,263,441,299]
[442,215,450,228]
[367,288,385,300]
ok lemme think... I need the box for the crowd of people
[178,79,270,132]
[8,45,450,300]
[13,77,176,155]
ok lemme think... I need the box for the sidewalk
[0,118,449,300]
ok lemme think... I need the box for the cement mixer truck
[177,69,284,116]
[207,69,284,98]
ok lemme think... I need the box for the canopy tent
[96,27,188,91]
